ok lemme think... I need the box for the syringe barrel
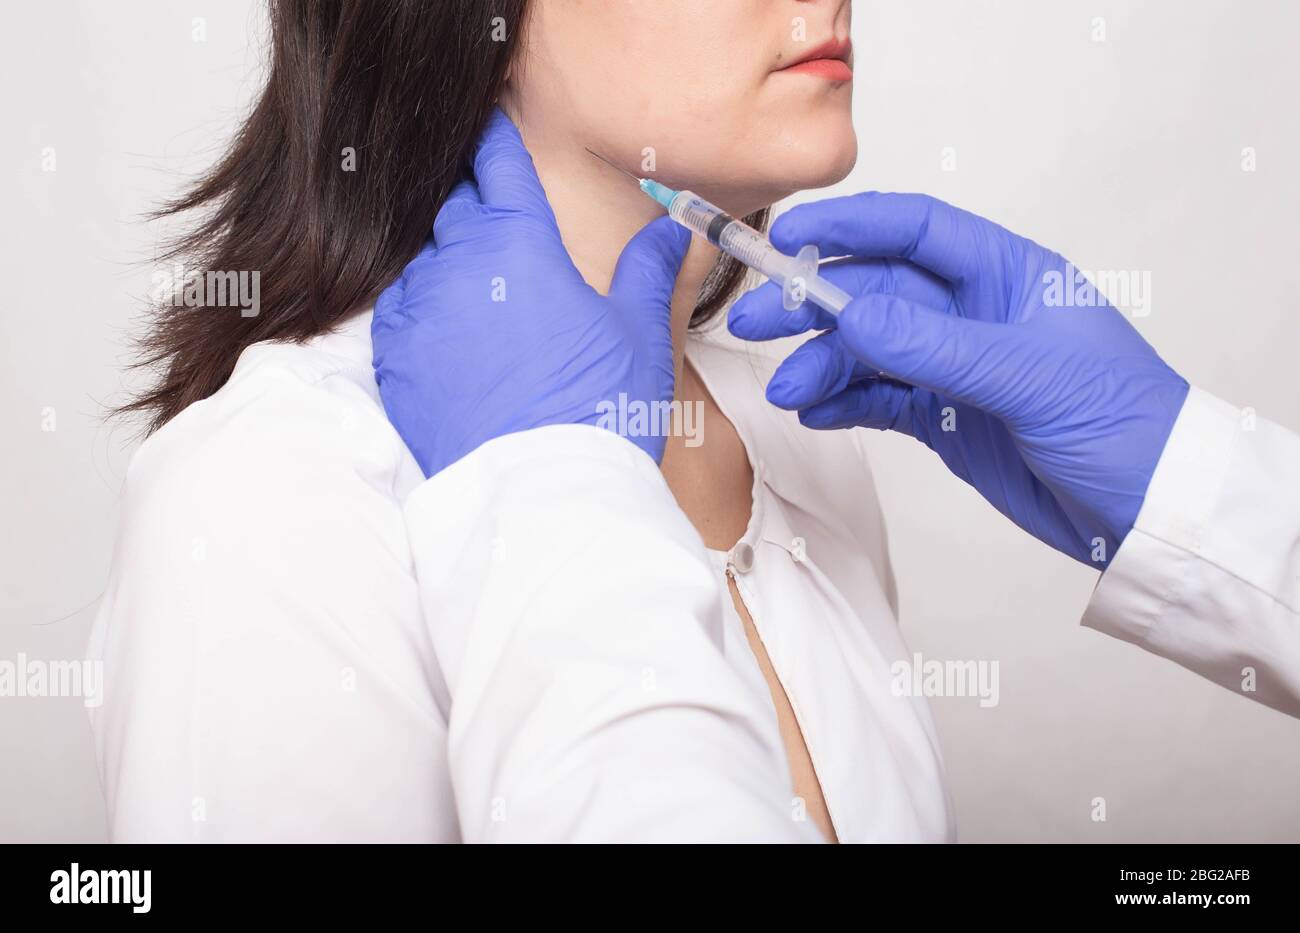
[668,190,790,279]
[667,190,727,240]
[668,189,847,314]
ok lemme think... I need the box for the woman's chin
[718,143,858,215]
[658,120,857,217]
[786,128,859,190]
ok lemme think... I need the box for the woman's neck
[508,118,719,384]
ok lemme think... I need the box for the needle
[584,147,641,182]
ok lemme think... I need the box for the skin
[502,0,856,843]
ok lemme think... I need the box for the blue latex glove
[728,193,1190,566]
[372,110,692,476]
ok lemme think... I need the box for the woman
[93,0,950,842]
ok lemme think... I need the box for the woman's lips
[778,37,853,82]
[781,58,853,81]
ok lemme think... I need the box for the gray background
[2,0,1297,842]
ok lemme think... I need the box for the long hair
[120,0,765,434]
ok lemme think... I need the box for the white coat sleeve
[1082,386,1300,717]
[403,424,812,842]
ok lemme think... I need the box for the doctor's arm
[1080,387,1300,714]
[728,192,1300,717]
[373,111,809,841]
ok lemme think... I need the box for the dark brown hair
[121,0,766,433]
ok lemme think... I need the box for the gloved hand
[728,193,1190,566]
[372,110,692,476]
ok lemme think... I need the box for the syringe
[586,149,852,315]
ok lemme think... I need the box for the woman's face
[507,0,857,215]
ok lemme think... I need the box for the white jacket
[87,311,1299,842]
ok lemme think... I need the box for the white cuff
[1081,388,1300,715]
[1082,386,1240,647]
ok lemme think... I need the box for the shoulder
[117,313,423,577]
[99,312,438,705]
[93,317,449,840]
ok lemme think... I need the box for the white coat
[86,310,1299,841]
